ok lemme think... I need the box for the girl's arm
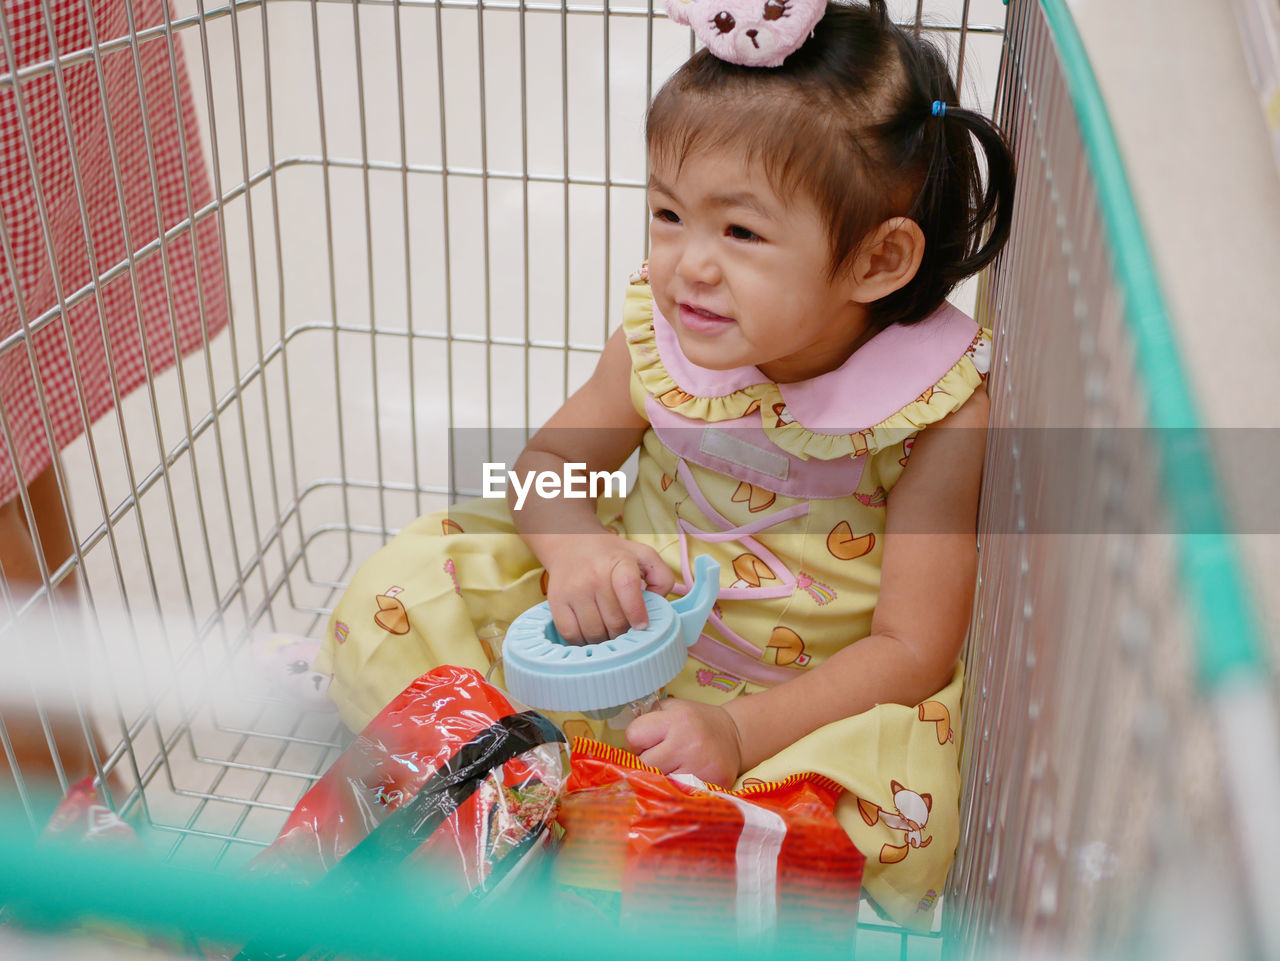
[510,327,674,643]
[626,388,989,786]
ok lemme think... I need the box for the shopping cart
[1,0,1276,958]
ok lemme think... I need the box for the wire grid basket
[954,6,1209,953]
[949,3,1277,959]
[0,0,1273,958]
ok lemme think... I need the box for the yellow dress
[315,268,992,929]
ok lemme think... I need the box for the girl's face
[646,147,871,383]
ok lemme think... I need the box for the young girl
[317,0,1013,928]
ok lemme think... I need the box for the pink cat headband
[665,0,828,68]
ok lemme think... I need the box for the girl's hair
[646,0,1015,329]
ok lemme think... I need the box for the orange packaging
[556,739,864,949]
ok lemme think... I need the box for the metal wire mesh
[945,3,1263,957]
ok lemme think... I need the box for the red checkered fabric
[0,0,228,506]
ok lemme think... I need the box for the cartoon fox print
[857,781,933,864]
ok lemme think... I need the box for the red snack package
[41,777,140,849]
[555,740,865,949]
[248,666,568,918]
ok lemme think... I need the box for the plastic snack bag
[0,779,161,954]
[40,777,140,849]
[555,740,865,950]
[241,665,568,958]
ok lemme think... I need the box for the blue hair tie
[931,100,948,118]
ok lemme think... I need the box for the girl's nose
[675,238,720,286]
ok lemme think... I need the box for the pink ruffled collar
[652,300,979,434]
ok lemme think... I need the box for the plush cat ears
[665,0,828,68]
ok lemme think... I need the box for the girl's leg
[1,468,111,812]
[18,465,77,594]
[0,483,45,587]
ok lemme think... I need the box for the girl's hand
[543,534,675,643]
[625,698,744,789]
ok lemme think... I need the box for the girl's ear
[848,217,926,304]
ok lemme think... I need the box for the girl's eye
[728,224,761,242]
[653,208,681,224]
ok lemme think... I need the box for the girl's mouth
[678,303,734,334]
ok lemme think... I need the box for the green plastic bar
[1036,0,1268,689]
[0,810,898,961]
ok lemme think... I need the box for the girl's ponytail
[868,25,1016,330]
[936,104,1015,278]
